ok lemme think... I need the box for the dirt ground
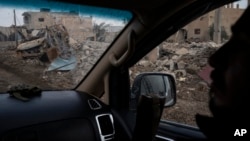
[162,74,212,126]
[0,49,75,92]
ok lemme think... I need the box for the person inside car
[195,5,250,140]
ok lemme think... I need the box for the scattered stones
[176,48,189,55]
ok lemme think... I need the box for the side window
[194,29,200,34]
[38,18,44,22]
[130,1,246,127]
[24,16,30,24]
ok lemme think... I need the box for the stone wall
[23,12,54,29]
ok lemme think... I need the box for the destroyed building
[0,26,11,41]
[144,3,245,63]
[0,26,28,49]
[168,4,245,42]
[16,24,74,68]
[22,8,95,43]
[0,26,27,41]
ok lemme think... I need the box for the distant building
[168,5,245,42]
[22,9,95,42]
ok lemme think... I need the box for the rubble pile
[16,24,72,61]
[131,42,218,81]
[130,41,220,126]
[42,40,109,88]
[71,41,109,84]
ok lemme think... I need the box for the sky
[0,0,248,27]
[0,7,27,26]
[234,0,248,8]
[0,7,126,27]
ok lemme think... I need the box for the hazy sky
[234,0,248,8]
[0,7,27,26]
[0,0,248,27]
[0,7,126,27]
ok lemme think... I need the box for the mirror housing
[131,72,176,109]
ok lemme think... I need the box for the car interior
[0,0,242,141]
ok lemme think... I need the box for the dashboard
[0,91,128,141]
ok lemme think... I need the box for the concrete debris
[130,41,220,127]
[31,30,40,37]
[176,48,189,55]
[177,60,186,69]
[16,24,72,61]
[17,37,45,51]
[158,39,220,126]
[130,41,219,114]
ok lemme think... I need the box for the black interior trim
[0,91,114,141]
[157,120,208,141]
[2,118,96,141]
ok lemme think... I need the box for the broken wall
[167,6,245,43]
[23,12,54,29]
[23,12,94,43]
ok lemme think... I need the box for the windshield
[0,0,132,92]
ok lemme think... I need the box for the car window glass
[0,0,132,92]
[129,1,247,127]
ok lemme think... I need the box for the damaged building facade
[168,4,245,42]
[0,26,28,48]
[145,2,246,63]
[0,26,11,41]
[0,26,27,41]
[22,8,95,42]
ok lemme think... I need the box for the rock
[171,55,179,60]
[177,61,186,69]
[169,60,176,71]
[175,70,187,78]
[207,41,219,48]
[176,48,189,55]
[138,60,151,67]
[197,81,209,91]
[178,77,186,82]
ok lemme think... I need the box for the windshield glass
[0,0,132,92]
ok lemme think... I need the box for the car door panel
[156,120,207,141]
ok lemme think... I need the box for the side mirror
[130,72,176,109]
